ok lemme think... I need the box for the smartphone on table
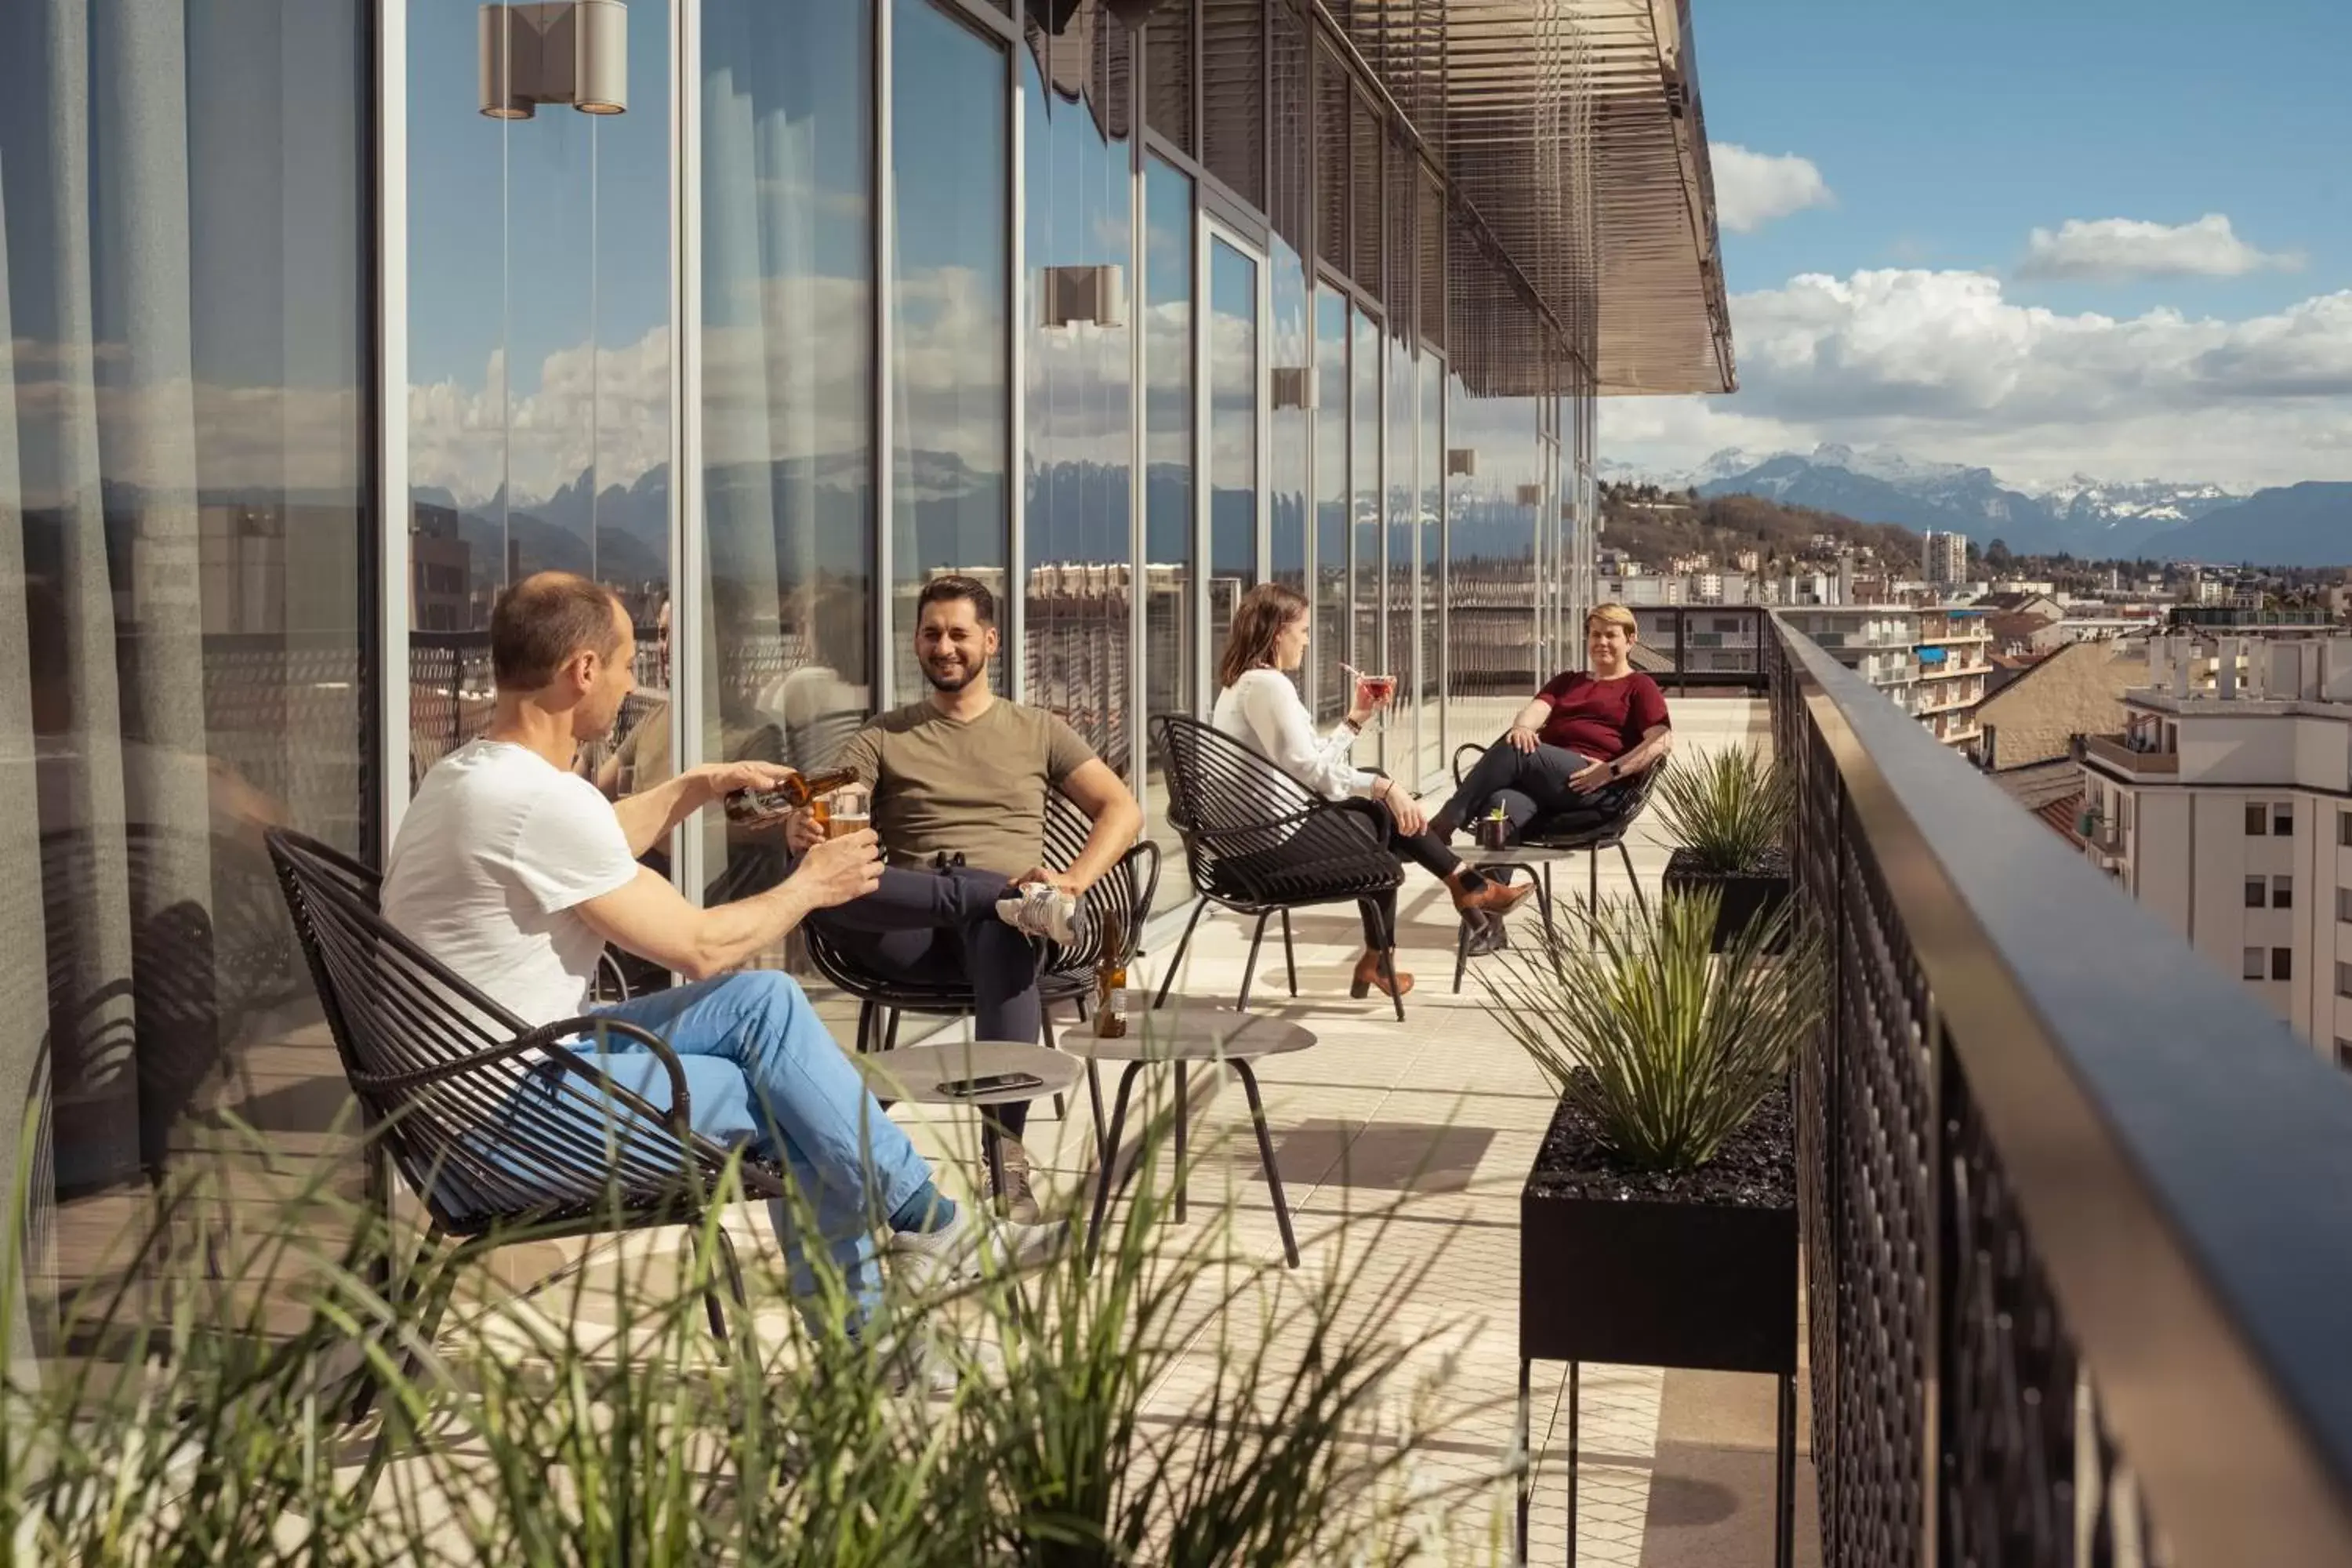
[935,1071,1045,1098]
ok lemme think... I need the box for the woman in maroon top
[1434,604,1675,842]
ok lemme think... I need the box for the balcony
[2085,731,2180,776]
[60,619,2352,1568]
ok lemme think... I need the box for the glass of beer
[826,783,871,840]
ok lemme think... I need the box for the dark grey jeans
[808,862,1043,1139]
[1438,741,1601,840]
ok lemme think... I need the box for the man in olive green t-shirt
[793,575,1144,1218]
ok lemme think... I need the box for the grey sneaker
[996,880,1085,947]
[993,1139,1042,1225]
[886,1204,1065,1299]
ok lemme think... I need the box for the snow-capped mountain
[1612,443,2244,557]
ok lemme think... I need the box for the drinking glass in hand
[826,783,871,840]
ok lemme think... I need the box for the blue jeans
[571,970,934,1319]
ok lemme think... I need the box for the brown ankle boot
[1349,949,1414,999]
[1453,877,1537,916]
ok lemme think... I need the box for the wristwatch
[1607,760,1622,780]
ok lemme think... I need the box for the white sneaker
[996,880,1085,947]
[886,1204,1066,1298]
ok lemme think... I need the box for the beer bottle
[722,767,862,826]
[1094,913,1128,1038]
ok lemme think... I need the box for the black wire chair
[267,829,780,1485]
[1149,714,1408,1021]
[802,793,1161,1144]
[1446,742,1661,991]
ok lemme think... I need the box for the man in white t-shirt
[383,572,1057,1320]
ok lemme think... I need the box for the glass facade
[1204,234,1258,667]
[2,0,373,1328]
[699,0,875,934]
[1311,290,1348,722]
[1142,154,1194,888]
[408,0,673,797]
[1022,16,1136,774]
[889,0,1009,705]
[0,0,1616,1306]
[1267,241,1309,702]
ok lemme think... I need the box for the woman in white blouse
[1210,583,1532,999]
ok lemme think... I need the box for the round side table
[1067,993,1316,1268]
[851,1040,1084,1203]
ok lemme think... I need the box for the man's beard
[923,656,982,694]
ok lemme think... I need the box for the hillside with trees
[1599,482,1925,569]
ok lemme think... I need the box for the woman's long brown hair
[1217,582,1311,691]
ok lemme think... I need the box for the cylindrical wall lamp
[480,2,627,121]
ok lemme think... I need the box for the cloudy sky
[1600,0,2352,491]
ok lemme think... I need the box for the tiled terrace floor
[365,693,1808,1563]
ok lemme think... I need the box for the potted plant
[1485,885,1820,1376]
[1483,887,1823,1562]
[1653,743,1793,951]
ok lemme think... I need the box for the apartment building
[1777,607,1922,710]
[1922,530,1970,587]
[2079,637,2352,1062]
[1915,607,1991,748]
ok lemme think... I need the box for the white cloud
[1601,269,2352,489]
[1710,144,1835,234]
[2017,214,2303,281]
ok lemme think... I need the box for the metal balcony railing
[1769,615,2352,1568]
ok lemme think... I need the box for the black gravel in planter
[1520,1076,1798,1374]
[1526,1078,1794,1210]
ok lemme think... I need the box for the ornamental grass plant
[1649,744,1791,876]
[0,1091,1507,1566]
[1480,887,1825,1174]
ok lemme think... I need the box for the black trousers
[1225,799,1465,951]
[1437,740,1600,840]
[808,862,1041,1141]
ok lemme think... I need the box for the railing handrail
[1774,612,2352,1565]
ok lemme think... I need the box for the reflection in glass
[890,0,1007,704]
[1207,238,1259,663]
[1312,290,1349,722]
[1447,381,1541,741]
[1351,307,1381,764]
[699,0,874,927]
[1268,243,1308,702]
[407,0,674,798]
[1,0,371,1322]
[1421,349,1444,780]
[1142,156,1195,891]
[1386,334,1416,773]
[1022,20,1134,776]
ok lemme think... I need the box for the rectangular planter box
[1661,848,1791,953]
[1520,1103,1798,1376]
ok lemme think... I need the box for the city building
[1976,640,2146,773]
[1777,606,1921,707]
[1915,607,1991,748]
[0,0,1733,1330]
[1922,528,1969,586]
[2078,637,2352,1059]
